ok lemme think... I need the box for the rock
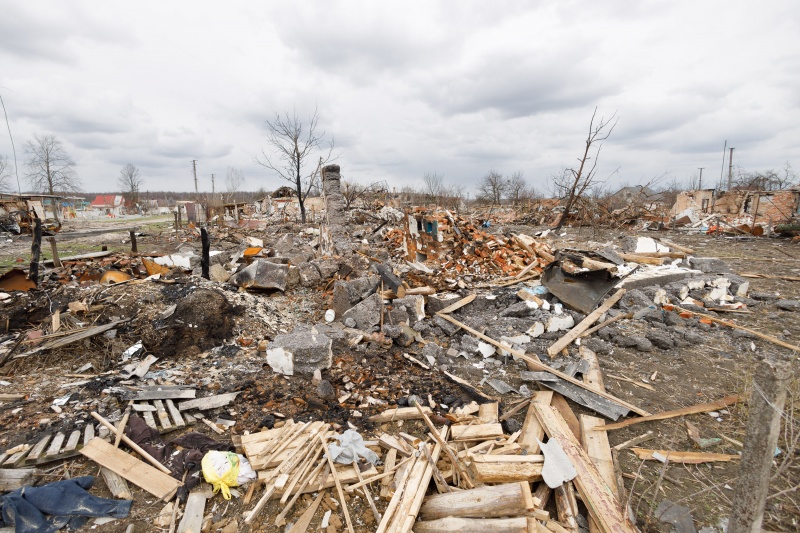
[316,380,336,400]
[615,335,653,352]
[688,257,731,274]
[502,418,522,434]
[312,258,340,279]
[388,305,411,325]
[265,326,333,376]
[617,289,654,312]
[341,293,383,331]
[546,314,575,332]
[421,342,443,361]
[394,295,426,322]
[683,330,705,344]
[230,259,290,291]
[646,329,674,350]
[426,293,464,314]
[298,262,322,287]
[433,315,460,336]
[332,276,380,317]
[776,299,800,311]
[344,317,357,328]
[583,337,612,355]
[664,312,685,327]
[208,263,231,283]
[500,301,540,318]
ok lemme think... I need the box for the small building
[90,195,126,216]
[671,188,800,225]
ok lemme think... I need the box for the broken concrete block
[688,257,731,274]
[527,322,545,338]
[393,295,425,323]
[265,327,333,376]
[298,262,322,287]
[546,314,575,333]
[617,289,654,312]
[274,234,294,254]
[209,264,231,283]
[646,329,674,350]
[340,293,383,331]
[433,315,460,336]
[230,260,289,291]
[332,276,379,318]
[312,258,340,279]
[500,301,539,318]
[426,293,463,315]
[776,299,800,311]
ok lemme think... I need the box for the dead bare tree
[507,170,531,204]
[24,133,81,196]
[255,108,334,223]
[553,109,617,229]
[422,171,444,204]
[0,155,12,192]
[477,170,507,205]
[342,179,387,209]
[224,165,245,203]
[117,163,143,213]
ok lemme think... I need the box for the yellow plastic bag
[202,451,240,499]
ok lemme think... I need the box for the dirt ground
[0,219,798,532]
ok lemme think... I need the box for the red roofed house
[90,195,125,216]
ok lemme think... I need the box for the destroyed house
[672,188,800,224]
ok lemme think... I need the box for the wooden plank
[547,289,626,356]
[581,416,619,497]
[414,516,530,533]
[551,393,581,440]
[80,438,181,501]
[26,434,52,462]
[177,488,211,533]
[100,466,132,499]
[166,399,186,427]
[45,432,65,458]
[393,427,449,532]
[631,448,740,464]
[142,410,158,430]
[16,319,128,358]
[436,312,649,416]
[419,482,536,520]
[468,460,543,484]
[129,389,196,401]
[0,468,40,491]
[83,423,95,445]
[154,400,172,430]
[450,423,504,441]
[63,430,81,453]
[177,392,240,411]
[437,294,476,314]
[132,403,157,412]
[519,391,553,454]
[533,404,636,533]
[601,395,740,431]
[478,402,499,423]
[287,489,326,532]
[380,448,397,500]
[369,406,433,423]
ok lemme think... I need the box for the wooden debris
[0,468,40,491]
[100,466,132,499]
[547,289,626,356]
[177,488,212,533]
[601,395,739,431]
[419,482,537,520]
[631,448,740,464]
[178,391,240,411]
[369,405,433,423]
[80,438,181,501]
[414,516,534,532]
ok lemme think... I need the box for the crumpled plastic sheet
[328,429,380,465]
[0,476,131,533]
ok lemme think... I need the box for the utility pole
[191,160,198,195]
[698,167,705,189]
[728,148,735,190]
[211,174,215,195]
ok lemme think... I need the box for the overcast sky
[1,1,798,197]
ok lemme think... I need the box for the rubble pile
[0,180,798,532]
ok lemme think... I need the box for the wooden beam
[438,294,476,314]
[519,391,553,454]
[80,438,181,501]
[547,289,626,356]
[414,516,530,533]
[90,411,172,474]
[533,404,636,533]
[601,395,739,431]
[419,482,536,520]
[369,406,433,423]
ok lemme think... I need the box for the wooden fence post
[29,218,42,285]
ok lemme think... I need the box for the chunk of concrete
[546,314,575,332]
[687,257,732,274]
[332,276,380,318]
[340,293,383,331]
[393,295,425,323]
[527,322,546,338]
[298,262,322,287]
[777,299,800,311]
[265,327,333,376]
[230,259,289,291]
[209,263,231,283]
[426,293,463,315]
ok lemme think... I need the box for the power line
[0,90,21,194]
